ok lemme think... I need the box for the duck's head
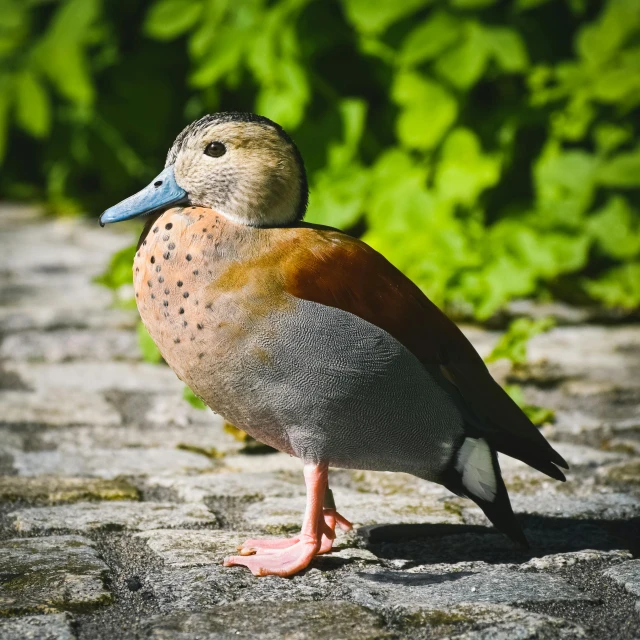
[100,112,308,227]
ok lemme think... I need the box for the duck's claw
[224,538,319,577]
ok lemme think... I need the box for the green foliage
[137,321,162,364]
[93,244,136,290]
[487,318,557,426]
[182,385,207,410]
[486,317,556,366]
[2,0,640,317]
[504,384,555,426]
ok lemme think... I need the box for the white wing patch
[455,438,497,502]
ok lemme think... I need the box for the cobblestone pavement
[0,205,639,639]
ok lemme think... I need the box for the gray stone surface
[0,329,138,363]
[10,501,217,533]
[345,567,594,611]
[11,448,213,478]
[135,529,260,567]
[0,535,111,615]
[146,471,305,503]
[603,560,640,597]
[144,602,389,639]
[0,613,76,640]
[1,207,639,639]
[0,390,122,427]
[0,476,139,503]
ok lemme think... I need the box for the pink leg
[224,463,344,576]
[235,490,352,556]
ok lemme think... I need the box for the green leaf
[15,70,50,138]
[486,317,556,365]
[137,322,163,364]
[435,24,488,89]
[306,99,369,228]
[0,75,13,163]
[94,244,136,290]
[588,196,640,260]
[486,26,529,72]
[392,72,458,150]
[593,123,632,155]
[255,58,309,130]
[504,385,555,426]
[584,263,640,309]
[341,0,433,35]
[450,0,496,8]
[533,144,599,228]
[144,0,203,40]
[434,128,501,206]
[596,146,640,187]
[37,0,101,106]
[399,11,461,66]
[183,385,207,410]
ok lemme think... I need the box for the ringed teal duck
[100,112,568,577]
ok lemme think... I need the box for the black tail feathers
[442,438,529,549]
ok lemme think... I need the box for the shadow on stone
[358,514,640,563]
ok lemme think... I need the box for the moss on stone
[0,476,139,504]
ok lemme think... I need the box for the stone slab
[603,560,640,597]
[425,604,587,639]
[10,501,217,533]
[144,602,389,639]
[0,535,111,615]
[0,390,121,427]
[344,567,594,611]
[242,488,462,534]
[147,472,305,503]
[135,529,255,567]
[4,362,181,394]
[0,613,76,640]
[0,329,138,363]
[0,476,139,503]
[11,448,212,478]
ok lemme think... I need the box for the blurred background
[1,0,639,321]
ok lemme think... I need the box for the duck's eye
[204,141,226,158]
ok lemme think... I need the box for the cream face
[168,120,306,227]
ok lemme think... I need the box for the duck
[100,112,568,577]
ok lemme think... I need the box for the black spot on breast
[158,276,164,283]
[186,254,192,261]
[164,252,170,260]
[198,352,205,359]
[156,265,162,273]
[207,234,213,240]
[174,337,180,344]
[163,234,170,241]
[205,302,212,310]
[135,267,139,273]
[135,293,138,298]
[147,281,152,288]
[151,294,155,299]
[153,226,159,233]
[197,323,203,330]
[165,223,173,230]
[164,288,170,295]
[179,307,184,314]
[142,240,147,246]
[150,256,155,264]
[163,300,169,307]
[177,281,183,287]
[183,292,189,298]
[183,320,188,327]
[168,242,175,250]
[193,270,199,276]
